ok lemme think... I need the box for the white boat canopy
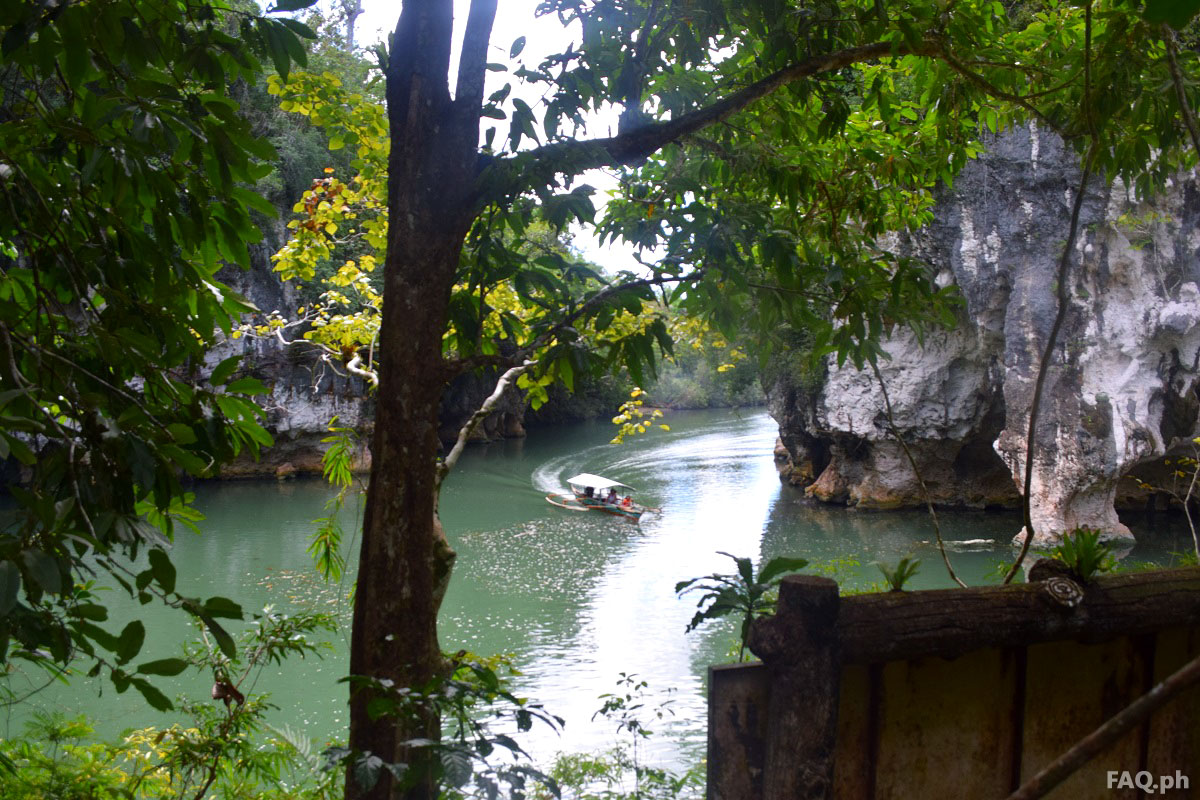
[566,473,634,491]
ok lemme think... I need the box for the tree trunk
[345,223,459,799]
[345,0,481,797]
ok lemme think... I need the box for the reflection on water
[6,409,1194,770]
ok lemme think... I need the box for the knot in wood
[1040,575,1084,609]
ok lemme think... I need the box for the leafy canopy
[0,0,314,704]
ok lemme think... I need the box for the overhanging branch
[477,39,938,199]
[454,0,498,116]
[434,360,533,497]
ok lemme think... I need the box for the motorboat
[545,473,657,521]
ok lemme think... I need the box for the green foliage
[1050,528,1116,583]
[0,713,172,800]
[876,556,921,592]
[644,318,763,409]
[308,418,360,581]
[0,0,314,697]
[610,388,669,444]
[0,604,339,800]
[759,326,827,398]
[538,748,704,800]
[675,552,809,662]
[1143,0,1200,30]
[0,712,344,800]
[560,674,698,800]
[1171,550,1200,567]
[1130,439,1200,561]
[593,673,672,745]
[330,655,562,798]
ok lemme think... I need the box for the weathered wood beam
[809,568,1200,665]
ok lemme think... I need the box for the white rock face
[766,128,1200,545]
[202,333,374,476]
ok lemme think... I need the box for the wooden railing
[708,568,1200,799]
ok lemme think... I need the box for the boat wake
[530,412,778,501]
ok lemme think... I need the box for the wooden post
[749,575,841,800]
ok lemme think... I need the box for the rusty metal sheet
[709,662,770,800]
[1021,637,1149,799]
[1146,627,1200,788]
[869,648,1018,799]
[832,664,874,800]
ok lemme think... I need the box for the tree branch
[441,270,704,381]
[1162,25,1200,159]
[616,0,662,130]
[1003,143,1096,584]
[442,352,519,378]
[434,360,533,496]
[869,359,967,588]
[1006,651,1200,800]
[345,352,379,389]
[477,39,938,200]
[933,46,1072,138]
[454,0,498,116]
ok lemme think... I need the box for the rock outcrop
[203,331,375,478]
[767,125,1200,545]
[208,238,535,477]
[210,242,375,477]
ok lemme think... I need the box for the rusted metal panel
[1021,637,1150,799]
[1146,627,1200,785]
[869,648,1018,799]
[832,664,874,800]
[708,662,770,800]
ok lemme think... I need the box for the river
[3,409,1193,770]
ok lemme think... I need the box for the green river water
[3,408,1194,769]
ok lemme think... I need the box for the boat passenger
[606,488,618,504]
[621,496,633,509]
[584,486,594,498]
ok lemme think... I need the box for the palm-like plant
[675,552,809,662]
[1051,528,1115,583]
[877,556,922,592]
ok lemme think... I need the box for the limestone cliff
[767,126,1200,544]
[208,237,375,477]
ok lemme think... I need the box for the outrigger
[545,473,658,522]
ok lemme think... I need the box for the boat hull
[546,493,645,521]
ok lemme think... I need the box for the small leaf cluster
[535,748,705,800]
[1050,528,1115,583]
[609,387,669,444]
[876,556,921,592]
